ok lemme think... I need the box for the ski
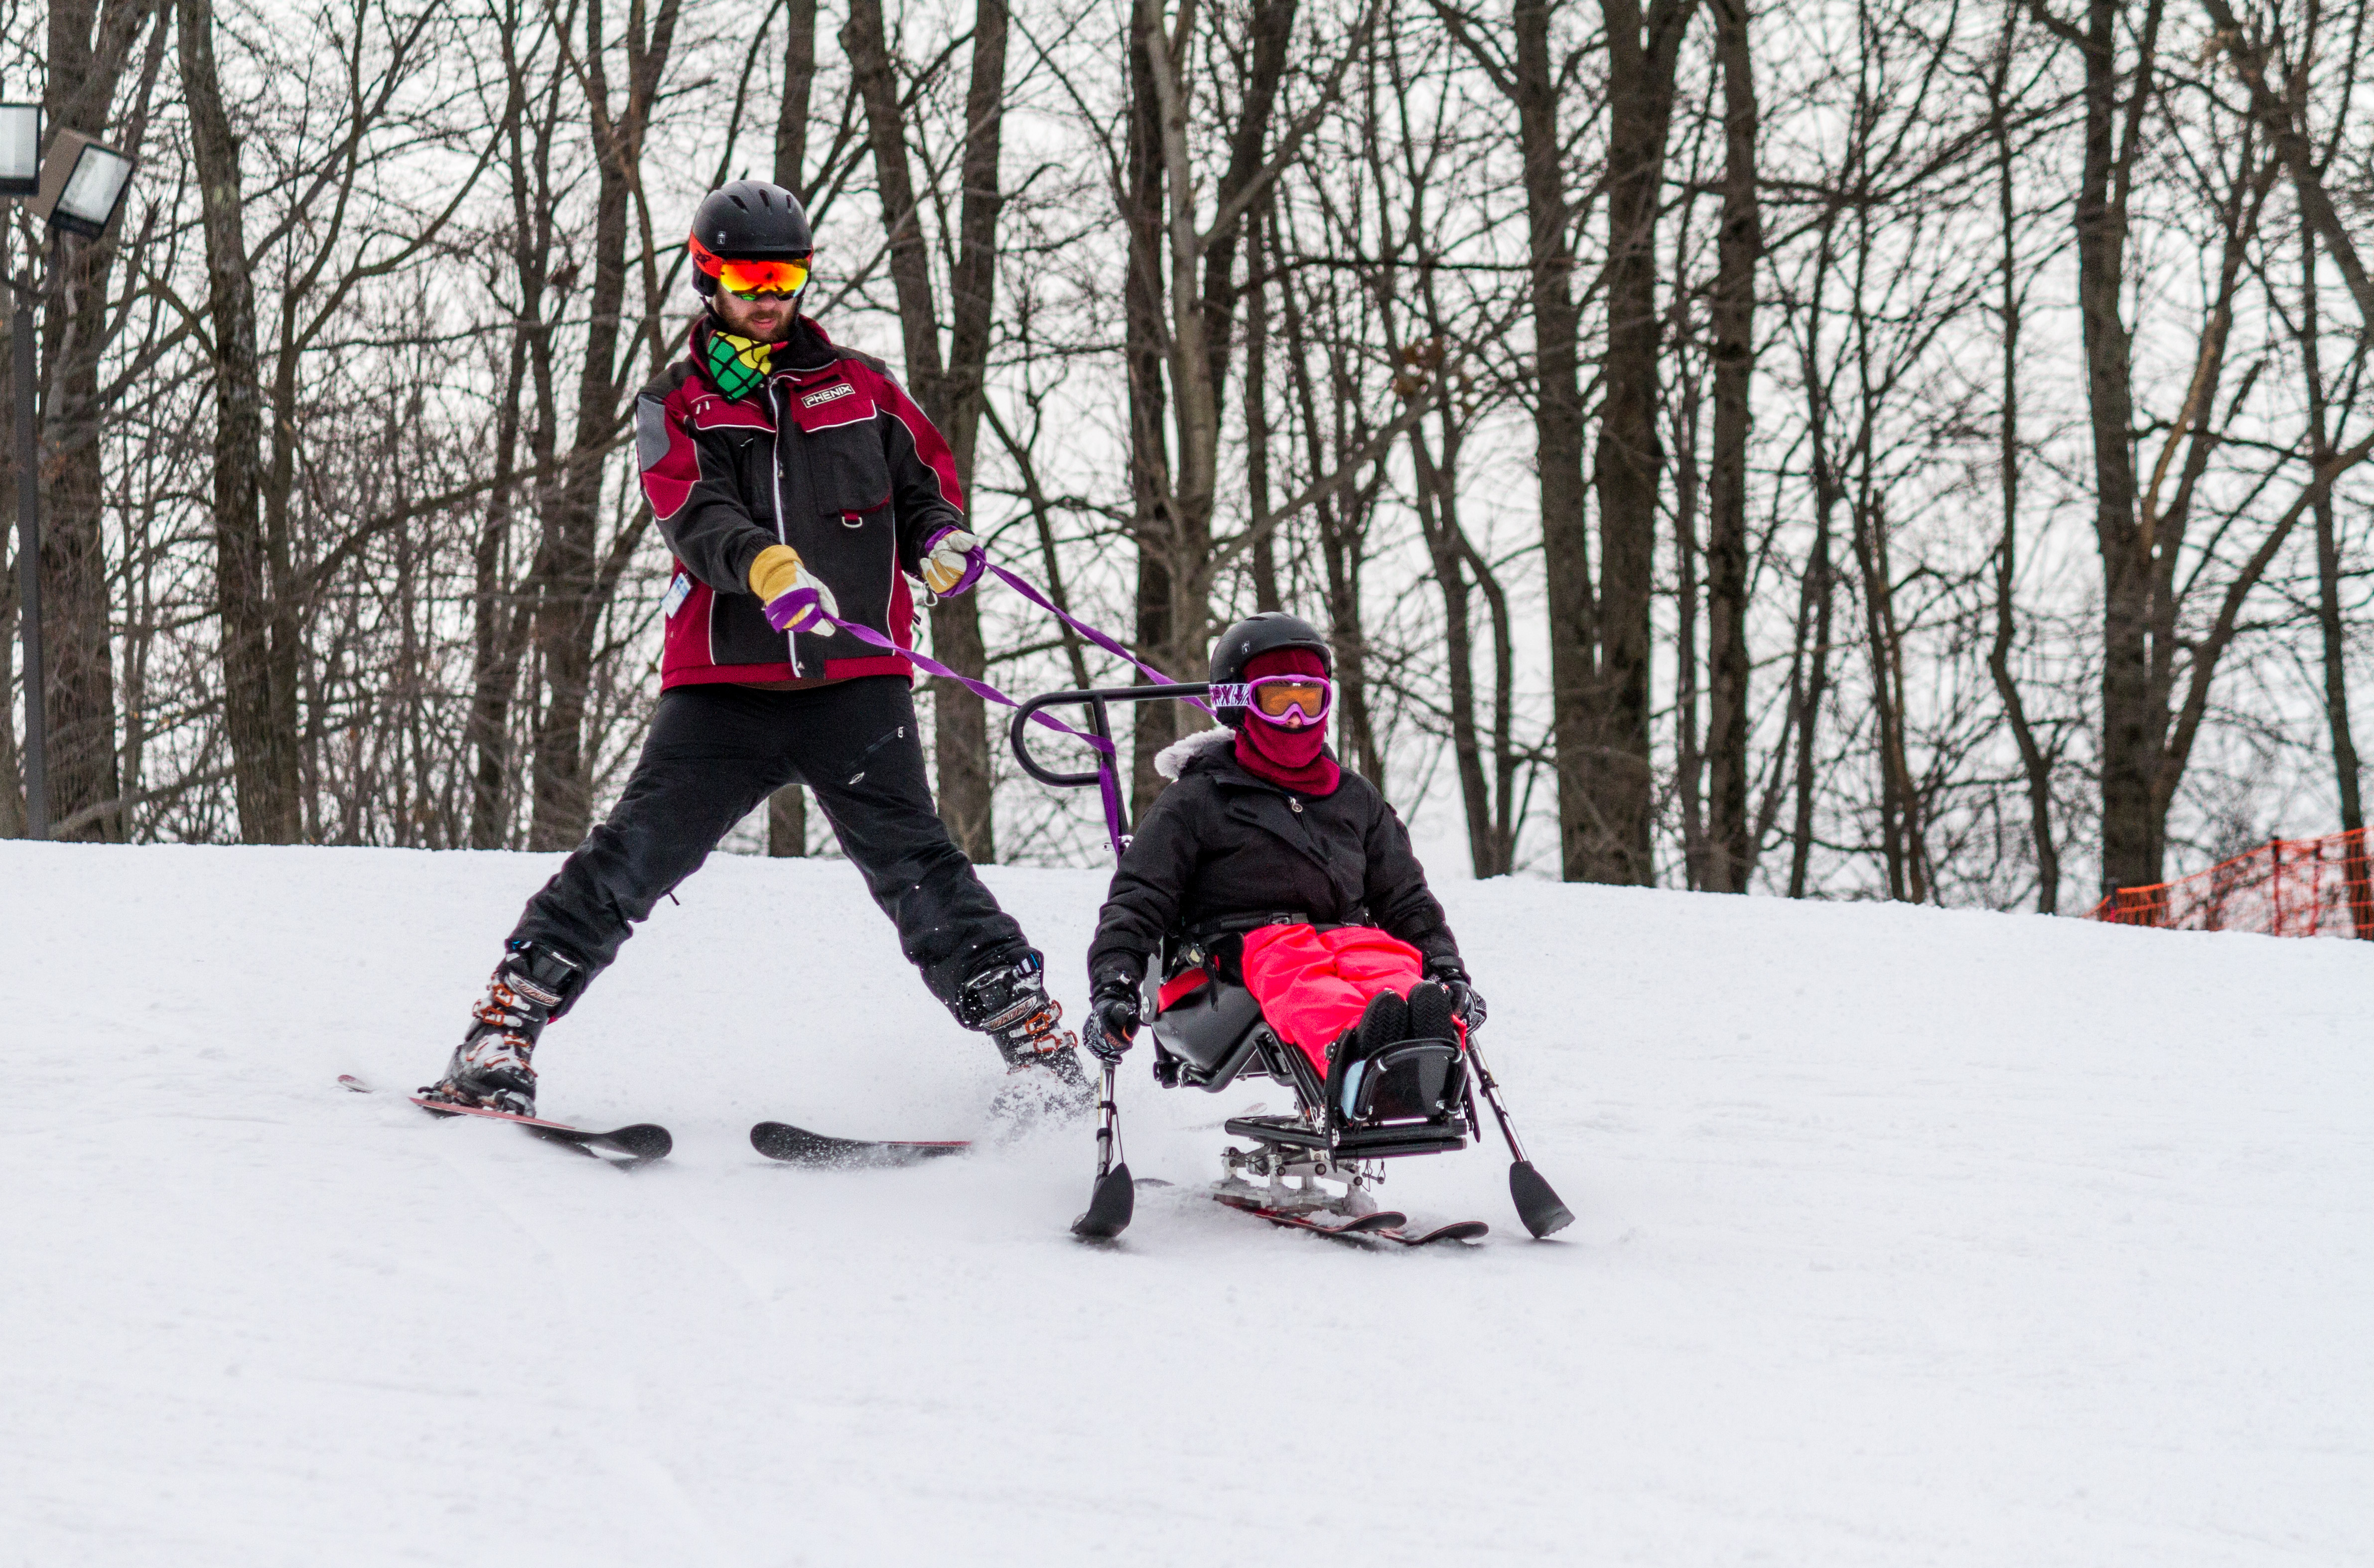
[1213,1192,1486,1246]
[750,1121,970,1169]
[1213,1192,1407,1239]
[339,1075,672,1165]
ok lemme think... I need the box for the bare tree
[36,0,167,840]
[1982,3,2063,910]
[1117,0,1368,811]
[1700,0,1757,892]
[842,0,1010,859]
[526,0,682,851]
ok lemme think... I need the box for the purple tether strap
[984,564,1212,716]
[815,611,1112,752]
[811,569,1198,857]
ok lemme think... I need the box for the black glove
[1086,977,1141,1063]
[1428,958,1486,1032]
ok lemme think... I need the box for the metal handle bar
[1008,683,1214,789]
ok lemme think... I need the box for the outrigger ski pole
[1464,1036,1574,1238]
[1072,1054,1133,1239]
[1012,681,1215,1243]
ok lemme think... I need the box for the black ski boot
[1407,980,1456,1042]
[958,953,1093,1122]
[1324,988,1411,1120]
[1361,988,1412,1052]
[420,941,585,1117]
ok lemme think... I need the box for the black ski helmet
[688,180,814,298]
[1208,612,1333,728]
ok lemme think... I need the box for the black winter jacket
[635,315,960,687]
[1087,730,1463,991]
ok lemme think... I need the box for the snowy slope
[0,841,2367,1567]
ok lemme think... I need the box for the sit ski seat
[1148,970,1269,1091]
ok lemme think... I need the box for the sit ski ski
[339,1075,672,1165]
[1213,1192,1487,1247]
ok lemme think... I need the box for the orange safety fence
[2089,827,2374,937]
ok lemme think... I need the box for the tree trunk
[763,0,820,856]
[2076,0,2161,894]
[1851,475,1920,901]
[1195,0,1297,426]
[1413,408,1499,876]
[1702,0,1758,893]
[1787,489,1836,899]
[1672,324,1705,888]
[1587,0,1697,885]
[1246,205,1282,614]
[181,0,298,845]
[1460,525,1521,874]
[472,14,560,851]
[844,0,1007,862]
[529,0,681,851]
[1988,308,2061,909]
[2301,226,2364,929]
[1985,13,2060,912]
[931,0,1010,864]
[39,0,159,842]
[775,0,818,193]
[1510,0,1596,881]
[1123,3,1175,817]
[1,519,18,836]
[2307,410,2360,829]
[469,324,530,850]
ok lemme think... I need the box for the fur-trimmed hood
[1152,726,1235,780]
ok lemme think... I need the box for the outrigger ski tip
[338,1074,672,1164]
[750,1121,971,1168]
[1070,1059,1133,1240]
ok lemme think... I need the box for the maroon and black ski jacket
[635,315,961,687]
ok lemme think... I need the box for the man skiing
[1080,613,1483,1092]
[423,179,1089,1121]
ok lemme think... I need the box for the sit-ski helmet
[1208,612,1333,729]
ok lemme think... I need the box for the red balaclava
[1234,647,1342,796]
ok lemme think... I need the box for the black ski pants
[511,677,1030,1015]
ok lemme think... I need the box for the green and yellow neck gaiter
[704,330,774,401]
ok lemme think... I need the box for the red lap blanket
[1237,923,1426,1075]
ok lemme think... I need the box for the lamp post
[3,114,136,840]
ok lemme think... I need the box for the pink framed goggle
[1211,674,1333,725]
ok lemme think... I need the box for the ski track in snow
[0,841,2367,1566]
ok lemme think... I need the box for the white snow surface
[2,842,2368,1566]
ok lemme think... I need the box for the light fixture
[0,104,39,197]
[32,129,136,239]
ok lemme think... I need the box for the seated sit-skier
[1082,613,1483,1094]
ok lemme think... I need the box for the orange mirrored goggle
[1212,675,1333,725]
[689,234,811,298]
